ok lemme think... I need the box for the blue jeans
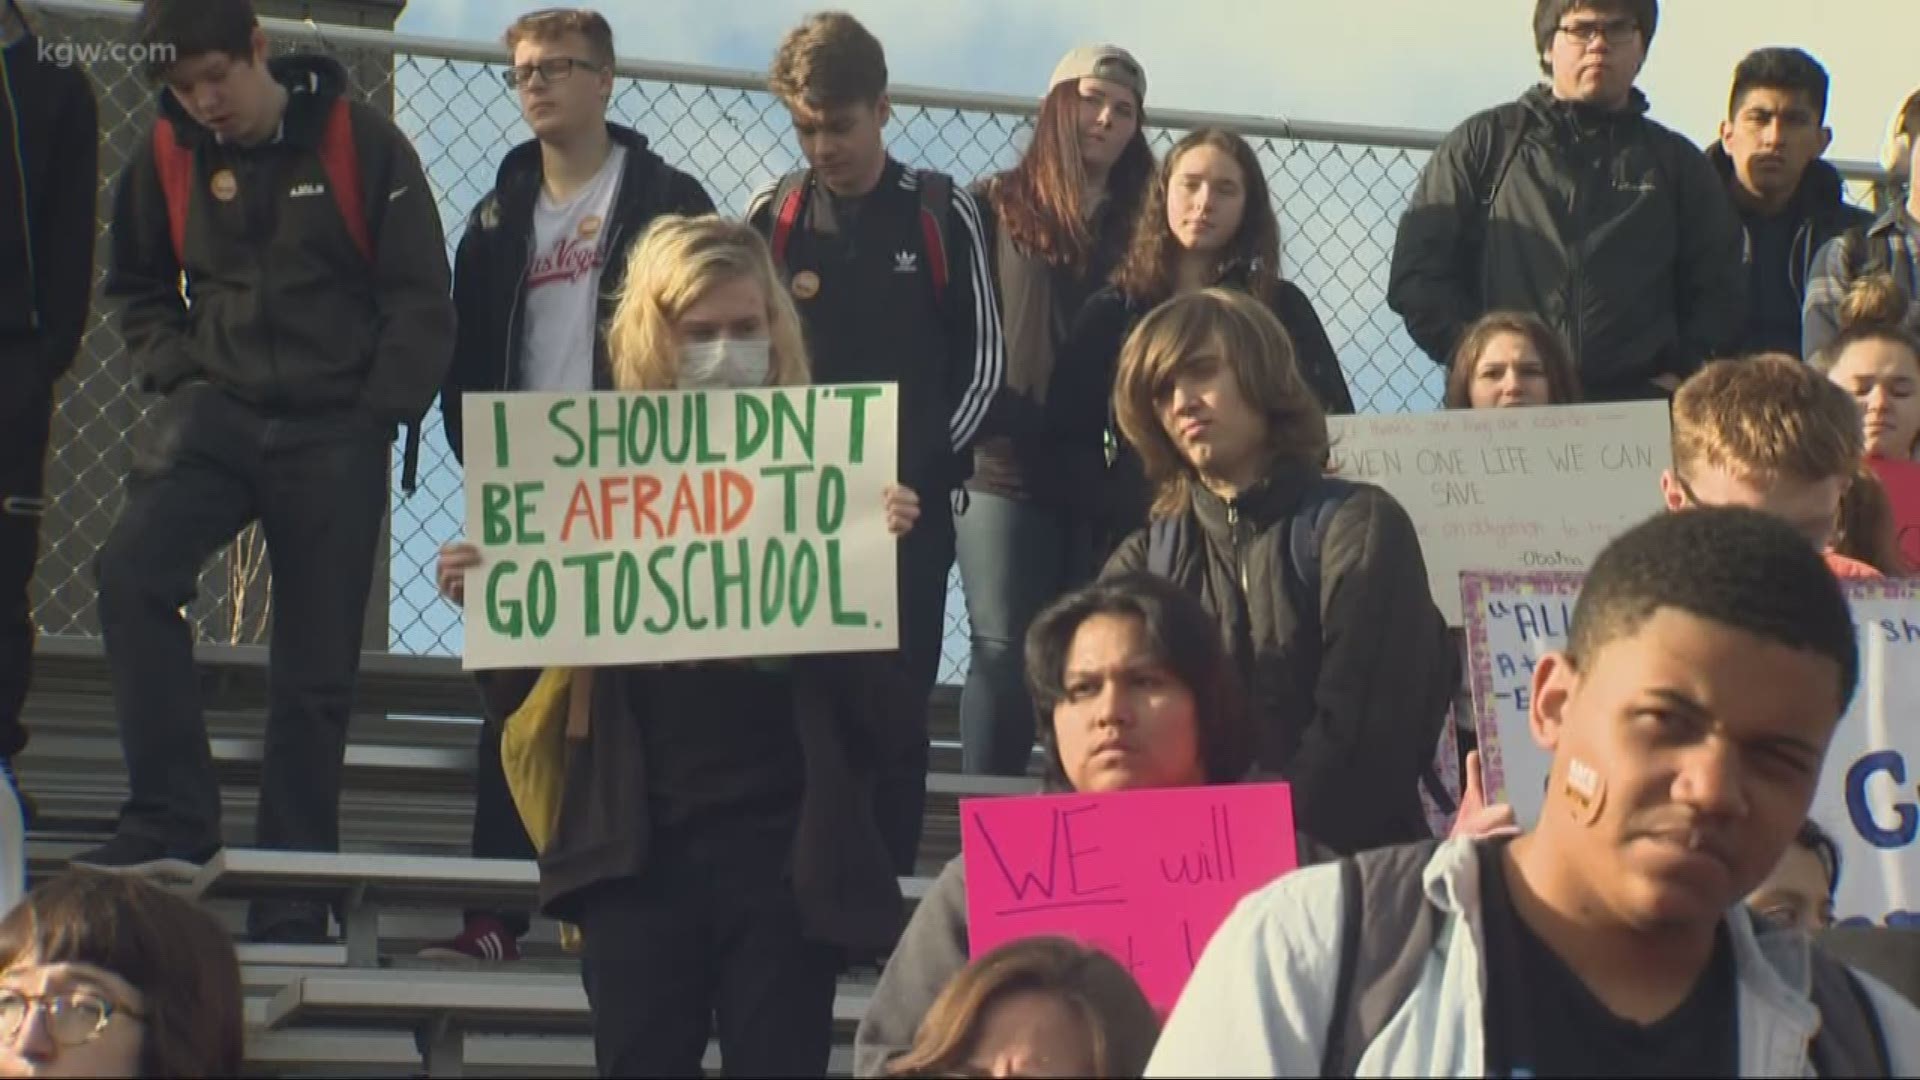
[954,492,1090,776]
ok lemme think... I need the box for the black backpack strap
[914,169,954,302]
[1806,943,1893,1078]
[1319,838,1446,1078]
[1279,476,1356,705]
[1146,514,1183,579]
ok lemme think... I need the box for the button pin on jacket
[792,270,821,300]
[210,169,238,202]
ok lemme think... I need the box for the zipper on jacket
[1227,501,1251,596]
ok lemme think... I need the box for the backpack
[766,166,955,304]
[151,97,425,494]
[1145,476,1458,817]
[1317,839,1895,1078]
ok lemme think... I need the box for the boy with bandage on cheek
[1148,508,1920,1077]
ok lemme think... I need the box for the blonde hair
[885,936,1159,1079]
[1811,275,1920,380]
[1113,288,1329,518]
[1883,88,1920,175]
[604,215,811,391]
[1671,354,1862,485]
[503,8,615,69]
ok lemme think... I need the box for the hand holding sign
[1450,750,1519,841]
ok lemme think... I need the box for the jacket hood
[156,52,351,145]
[1189,458,1320,537]
[1520,82,1651,133]
[492,122,657,195]
[1705,141,1851,218]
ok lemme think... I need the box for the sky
[395,0,1914,169]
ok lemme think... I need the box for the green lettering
[837,386,881,464]
[563,552,613,637]
[484,560,522,636]
[548,399,583,467]
[660,394,694,465]
[613,551,641,634]
[712,538,751,629]
[735,392,770,461]
[628,395,658,465]
[513,481,545,544]
[790,540,820,624]
[526,560,558,638]
[584,396,624,468]
[695,393,726,464]
[826,539,867,627]
[681,542,710,630]
[760,464,813,532]
[491,400,512,469]
[644,546,679,634]
[759,538,788,626]
[773,388,816,462]
[816,466,846,533]
[481,484,514,544]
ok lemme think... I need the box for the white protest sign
[1463,572,1920,927]
[460,386,899,670]
[1327,403,1670,624]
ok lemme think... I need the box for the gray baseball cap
[1049,45,1146,104]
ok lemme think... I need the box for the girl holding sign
[438,215,922,1079]
[1441,311,1583,410]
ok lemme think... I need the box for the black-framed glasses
[502,57,604,90]
[1556,19,1639,46]
[0,989,144,1048]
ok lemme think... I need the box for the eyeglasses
[0,989,144,1048]
[1556,19,1640,46]
[1671,473,1837,549]
[502,57,604,90]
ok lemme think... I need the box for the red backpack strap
[916,170,951,301]
[150,117,194,265]
[769,170,808,270]
[318,97,372,263]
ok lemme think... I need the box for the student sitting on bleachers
[1814,275,1920,463]
[855,571,1255,1076]
[885,936,1160,1079]
[1441,311,1582,409]
[437,215,918,1079]
[0,869,241,1078]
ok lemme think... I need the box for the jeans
[466,670,538,937]
[95,383,387,869]
[954,491,1092,776]
[0,344,53,760]
[873,493,954,874]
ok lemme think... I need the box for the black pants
[0,345,53,760]
[877,493,953,875]
[96,383,386,869]
[575,815,840,1078]
[467,672,537,936]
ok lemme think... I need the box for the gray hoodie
[854,856,968,1077]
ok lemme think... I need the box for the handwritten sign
[961,784,1297,1012]
[1462,572,1920,926]
[460,387,899,669]
[1327,403,1670,623]
[1869,456,1920,570]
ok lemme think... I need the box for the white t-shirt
[520,145,627,392]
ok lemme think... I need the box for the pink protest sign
[1869,456,1920,569]
[960,783,1296,1013]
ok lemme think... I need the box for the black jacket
[1705,144,1873,357]
[1104,465,1453,854]
[104,55,453,423]
[1388,86,1747,401]
[537,655,905,959]
[439,125,714,463]
[1051,276,1355,549]
[0,17,98,375]
[747,160,1004,494]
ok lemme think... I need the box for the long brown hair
[1112,127,1283,308]
[1443,311,1583,408]
[885,936,1160,1079]
[0,871,243,1078]
[1114,288,1329,518]
[1834,464,1909,575]
[988,81,1153,271]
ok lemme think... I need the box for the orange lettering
[631,475,664,540]
[666,473,702,536]
[560,480,599,542]
[719,470,754,533]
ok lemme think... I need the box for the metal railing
[23,0,1890,685]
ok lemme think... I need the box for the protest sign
[961,783,1297,1013]
[1869,456,1920,569]
[1327,403,1669,623]
[460,386,899,669]
[1462,572,1920,927]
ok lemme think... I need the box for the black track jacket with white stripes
[748,158,1003,494]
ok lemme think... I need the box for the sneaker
[417,915,521,963]
[248,901,331,946]
[70,834,217,881]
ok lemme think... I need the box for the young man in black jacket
[78,0,454,945]
[0,0,97,807]
[426,7,713,966]
[748,11,1004,875]
[1710,48,1872,358]
[1388,0,1747,402]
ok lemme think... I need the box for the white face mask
[678,337,772,390]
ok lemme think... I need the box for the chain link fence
[23,1,1887,686]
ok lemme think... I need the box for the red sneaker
[417,916,521,963]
